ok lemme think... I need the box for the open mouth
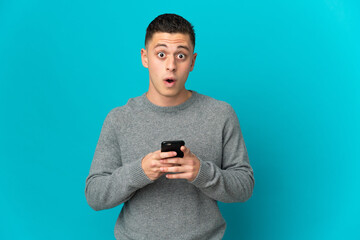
[164,78,176,87]
[165,79,175,83]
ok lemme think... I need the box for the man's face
[141,32,197,100]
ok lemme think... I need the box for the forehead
[147,32,193,51]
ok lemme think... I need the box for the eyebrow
[154,44,190,52]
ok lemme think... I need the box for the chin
[161,91,179,98]
[162,88,185,97]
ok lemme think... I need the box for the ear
[141,48,149,68]
[189,53,197,72]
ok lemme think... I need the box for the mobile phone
[161,140,185,158]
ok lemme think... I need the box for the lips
[163,77,176,87]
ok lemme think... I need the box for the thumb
[181,146,190,155]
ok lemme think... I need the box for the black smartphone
[161,140,185,158]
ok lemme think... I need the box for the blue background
[1,0,359,239]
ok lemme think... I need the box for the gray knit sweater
[85,91,254,240]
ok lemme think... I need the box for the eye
[177,53,185,59]
[157,52,165,58]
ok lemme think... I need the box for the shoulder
[109,94,144,115]
[195,92,236,119]
[103,95,143,125]
[196,93,242,134]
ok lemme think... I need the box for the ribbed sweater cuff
[190,159,212,188]
[125,158,154,189]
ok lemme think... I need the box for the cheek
[148,64,165,83]
[148,60,161,74]
[150,57,164,67]
[179,64,192,76]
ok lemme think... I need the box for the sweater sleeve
[85,111,153,211]
[190,105,254,203]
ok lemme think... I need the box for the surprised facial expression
[141,32,197,99]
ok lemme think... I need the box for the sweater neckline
[141,90,198,113]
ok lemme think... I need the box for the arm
[161,105,254,203]
[85,111,153,211]
[191,105,254,202]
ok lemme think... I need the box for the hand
[159,146,200,182]
[141,150,178,181]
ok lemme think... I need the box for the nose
[166,56,176,72]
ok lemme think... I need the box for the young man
[85,13,254,240]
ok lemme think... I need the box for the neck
[146,89,192,107]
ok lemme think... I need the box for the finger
[149,159,178,169]
[159,151,177,159]
[166,172,190,180]
[160,157,185,165]
[159,163,177,168]
[150,159,176,168]
[160,165,186,173]
[181,146,190,155]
